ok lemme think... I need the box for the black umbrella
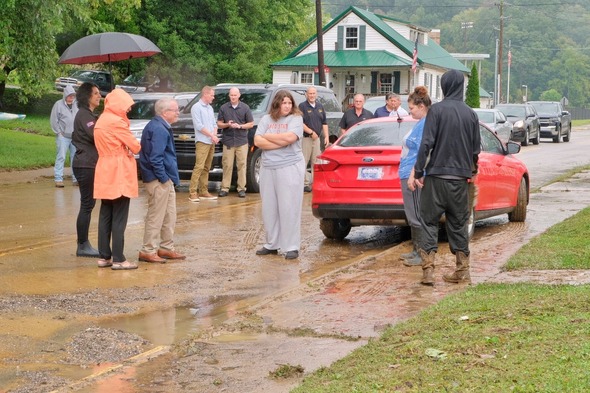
[58,32,161,67]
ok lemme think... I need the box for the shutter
[337,26,344,50]
[314,73,319,85]
[371,71,378,94]
[359,25,366,50]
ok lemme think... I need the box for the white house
[271,6,469,108]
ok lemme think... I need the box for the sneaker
[55,181,65,188]
[303,186,312,193]
[188,193,200,202]
[285,250,299,259]
[199,192,218,200]
[97,259,112,268]
[238,190,246,198]
[218,190,229,197]
[256,247,278,255]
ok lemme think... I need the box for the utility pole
[316,0,326,86]
[497,0,504,103]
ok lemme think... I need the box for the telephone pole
[497,0,504,103]
[316,0,326,86]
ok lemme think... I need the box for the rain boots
[443,251,471,284]
[419,249,435,286]
[402,226,423,267]
[76,240,100,258]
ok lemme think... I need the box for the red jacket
[93,89,141,200]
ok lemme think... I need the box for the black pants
[420,176,470,255]
[98,197,130,262]
[72,167,96,244]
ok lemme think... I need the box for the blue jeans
[54,135,76,182]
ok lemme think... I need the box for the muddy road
[1,128,590,392]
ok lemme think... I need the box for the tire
[563,124,571,142]
[532,126,540,145]
[552,125,561,143]
[319,218,352,240]
[522,128,529,146]
[246,148,262,193]
[508,177,527,222]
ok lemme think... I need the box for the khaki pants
[142,180,176,253]
[302,137,321,187]
[221,144,248,192]
[189,142,215,195]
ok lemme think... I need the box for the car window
[530,102,559,113]
[475,111,494,123]
[185,88,272,114]
[316,91,341,112]
[338,120,415,147]
[497,106,524,117]
[128,99,156,120]
[480,125,503,154]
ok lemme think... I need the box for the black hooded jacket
[414,69,480,179]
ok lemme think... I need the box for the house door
[345,74,355,106]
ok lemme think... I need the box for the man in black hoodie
[410,69,481,286]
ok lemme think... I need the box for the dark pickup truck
[172,83,344,193]
[527,101,571,143]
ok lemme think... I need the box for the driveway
[1,127,590,392]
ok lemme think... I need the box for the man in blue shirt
[373,93,409,118]
[299,86,329,192]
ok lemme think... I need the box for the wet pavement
[1,128,590,392]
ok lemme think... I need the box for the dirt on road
[2,135,590,393]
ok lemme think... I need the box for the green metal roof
[479,87,492,98]
[272,50,412,68]
[281,6,468,73]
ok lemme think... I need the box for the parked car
[116,73,160,93]
[172,83,344,192]
[494,103,540,146]
[128,92,198,158]
[474,108,513,142]
[311,116,529,240]
[55,70,114,97]
[363,95,409,115]
[527,101,572,143]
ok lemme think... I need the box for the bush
[2,88,62,116]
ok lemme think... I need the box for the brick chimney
[429,29,440,44]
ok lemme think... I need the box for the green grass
[572,119,590,127]
[0,128,55,170]
[293,284,590,393]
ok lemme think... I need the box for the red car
[312,116,529,240]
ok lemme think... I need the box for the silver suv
[172,83,344,193]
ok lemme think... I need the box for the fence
[567,107,590,120]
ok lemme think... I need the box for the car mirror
[506,141,521,155]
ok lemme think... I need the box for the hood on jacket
[441,69,465,101]
[63,84,76,103]
[103,88,135,118]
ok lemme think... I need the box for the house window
[424,73,430,91]
[300,72,313,85]
[379,73,393,94]
[345,27,358,49]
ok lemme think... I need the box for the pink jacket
[93,89,141,200]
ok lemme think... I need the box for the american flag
[412,37,418,73]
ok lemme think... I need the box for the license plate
[358,167,384,180]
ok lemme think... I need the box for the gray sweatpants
[260,159,305,253]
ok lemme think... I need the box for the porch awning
[272,50,412,69]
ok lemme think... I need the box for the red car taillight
[314,157,340,172]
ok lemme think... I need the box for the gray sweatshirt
[50,85,78,138]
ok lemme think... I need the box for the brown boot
[419,249,435,286]
[443,251,471,284]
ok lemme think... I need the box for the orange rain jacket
[93,88,141,200]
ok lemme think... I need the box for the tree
[540,89,561,102]
[465,63,480,108]
[0,0,140,106]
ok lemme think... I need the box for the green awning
[272,50,412,69]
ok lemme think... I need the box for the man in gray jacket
[50,84,78,187]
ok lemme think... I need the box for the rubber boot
[400,227,419,260]
[443,251,471,284]
[76,240,100,258]
[419,249,435,286]
[403,227,423,267]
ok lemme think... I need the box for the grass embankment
[0,116,55,170]
[294,206,590,392]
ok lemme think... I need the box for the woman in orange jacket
[93,88,141,270]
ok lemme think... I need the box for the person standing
[93,88,141,270]
[411,69,481,286]
[398,86,431,267]
[373,93,409,118]
[299,86,329,193]
[72,82,102,258]
[138,98,186,263]
[339,93,373,135]
[188,86,218,202]
[51,84,78,187]
[216,87,254,198]
[254,90,304,260]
